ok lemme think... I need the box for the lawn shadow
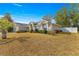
[0,37,30,45]
[14,37,30,43]
[0,38,16,45]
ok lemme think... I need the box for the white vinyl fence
[60,27,78,33]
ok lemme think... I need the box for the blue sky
[0,3,69,24]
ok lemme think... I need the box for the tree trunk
[2,30,7,39]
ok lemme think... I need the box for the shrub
[16,30,27,33]
[35,29,39,33]
[38,30,47,34]
[55,30,62,33]
[8,27,13,32]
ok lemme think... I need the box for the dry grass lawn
[0,32,78,56]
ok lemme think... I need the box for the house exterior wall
[13,23,28,32]
[60,27,77,33]
[40,25,44,30]
[29,22,36,31]
[48,26,52,31]
[36,23,43,30]
[32,25,36,31]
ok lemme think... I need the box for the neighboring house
[13,23,29,32]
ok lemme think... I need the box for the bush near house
[35,29,39,33]
[29,29,33,33]
[16,30,27,33]
[55,30,62,33]
[38,30,47,34]
[8,27,13,32]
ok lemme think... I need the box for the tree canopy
[56,4,79,27]
[3,13,13,22]
[0,18,13,30]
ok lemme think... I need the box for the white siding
[60,27,77,33]
[13,23,28,32]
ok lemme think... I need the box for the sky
[0,3,69,24]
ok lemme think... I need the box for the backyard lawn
[0,32,78,56]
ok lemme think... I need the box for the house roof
[14,22,29,27]
[52,24,61,27]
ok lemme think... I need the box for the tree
[0,18,13,39]
[69,4,79,27]
[3,13,13,32]
[68,4,79,31]
[56,7,70,27]
[42,14,53,22]
[56,4,79,28]
[3,13,13,22]
[56,10,63,26]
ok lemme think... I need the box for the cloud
[12,15,41,24]
[0,15,3,17]
[14,20,28,24]
[13,4,23,7]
